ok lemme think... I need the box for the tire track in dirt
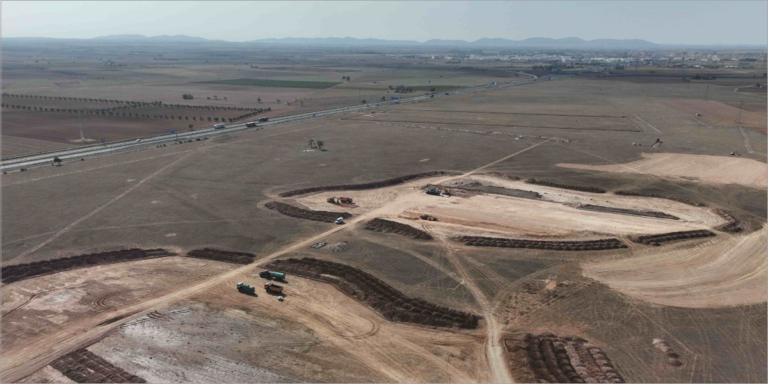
[434,236,514,383]
[1,140,548,383]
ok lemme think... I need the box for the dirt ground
[3,68,767,383]
[666,99,767,128]
[558,152,768,190]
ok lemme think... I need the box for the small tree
[308,138,315,148]
[277,99,281,104]
[224,97,227,101]
[53,157,62,166]
[316,140,324,151]
[381,96,386,101]
[207,97,211,100]
[257,97,262,103]
[300,101,304,107]
[189,124,193,129]
[361,100,366,104]
[430,87,436,92]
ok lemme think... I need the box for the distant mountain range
[6,34,765,49]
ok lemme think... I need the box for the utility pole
[79,113,85,142]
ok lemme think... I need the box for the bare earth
[557,152,768,190]
[583,225,767,308]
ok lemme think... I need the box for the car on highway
[214,124,226,130]
[259,117,269,122]
[245,122,257,128]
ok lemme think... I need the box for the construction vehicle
[426,188,442,196]
[259,270,286,281]
[259,117,269,122]
[237,282,256,295]
[335,217,345,225]
[214,124,226,130]
[264,282,283,294]
[420,214,438,221]
[327,197,354,205]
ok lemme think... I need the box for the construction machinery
[259,270,286,281]
[327,197,353,205]
[236,282,256,295]
[335,217,345,225]
[264,282,283,294]
[420,214,438,221]
[426,188,442,196]
[246,122,257,127]
[259,117,269,122]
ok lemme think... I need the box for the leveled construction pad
[558,153,768,189]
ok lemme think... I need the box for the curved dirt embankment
[582,226,767,308]
[557,153,768,190]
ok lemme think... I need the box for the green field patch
[196,78,341,89]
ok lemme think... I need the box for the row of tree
[2,103,270,123]
[1,93,262,112]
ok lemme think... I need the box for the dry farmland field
[2,41,767,384]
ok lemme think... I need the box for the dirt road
[1,140,548,383]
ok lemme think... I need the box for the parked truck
[259,270,286,281]
[264,282,283,294]
[237,282,256,295]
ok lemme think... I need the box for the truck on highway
[258,117,269,122]
[264,282,283,294]
[214,124,226,130]
[245,122,257,128]
[237,282,256,295]
[259,270,286,281]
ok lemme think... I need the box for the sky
[3,1,767,45]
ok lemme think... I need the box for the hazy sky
[3,1,767,45]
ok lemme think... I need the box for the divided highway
[1,74,543,172]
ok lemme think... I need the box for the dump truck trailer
[237,282,256,295]
[264,282,283,293]
[259,270,286,281]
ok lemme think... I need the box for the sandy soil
[666,100,767,127]
[558,152,768,190]
[17,365,75,383]
[295,174,725,240]
[583,226,767,308]
[1,257,237,351]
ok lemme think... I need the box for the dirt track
[1,140,549,384]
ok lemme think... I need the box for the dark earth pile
[267,257,480,329]
[50,348,146,383]
[1,249,174,284]
[186,248,256,264]
[364,218,433,240]
[265,201,352,223]
[457,236,626,251]
[278,171,452,197]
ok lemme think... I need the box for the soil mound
[505,333,625,383]
[265,201,352,223]
[633,229,715,246]
[186,248,257,264]
[713,209,743,233]
[1,248,175,284]
[278,171,452,197]
[614,191,706,207]
[578,204,679,220]
[364,218,433,240]
[328,242,350,252]
[267,258,480,329]
[525,178,606,194]
[50,348,146,383]
[457,236,626,251]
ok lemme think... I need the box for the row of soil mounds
[266,257,480,329]
[577,204,679,220]
[187,248,257,264]
[525,178,606,194]
[1,249,174,284]
[456,236,627,251]
[265,201,352,223]
[713,209,743,233]
[50,348,146,383]
[364,218,433,240]
[633,229,715,246]
[278,171,452,197]
[614,191,706,207]
[505,333,624,383]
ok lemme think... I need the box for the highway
[1,74,543,172]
